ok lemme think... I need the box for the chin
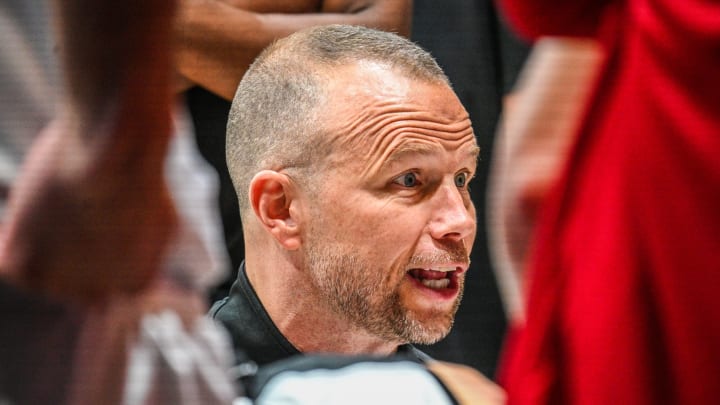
[400,311,455,345]
[408,327,453,345]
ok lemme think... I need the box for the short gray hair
[226,24,450,216]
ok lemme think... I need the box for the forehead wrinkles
[363,127,475,178]
[331,100,474,177]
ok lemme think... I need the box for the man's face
[300,63,478,345]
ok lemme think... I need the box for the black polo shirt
[209,262,430,368]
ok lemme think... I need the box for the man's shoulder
[207,281,301,366]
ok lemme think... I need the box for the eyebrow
[380,143,480,172]
[464,145,481,161]
[384,142,439,165]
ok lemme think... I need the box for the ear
[249,170,302,250]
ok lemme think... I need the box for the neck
[245,249,400,356]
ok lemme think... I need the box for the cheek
[315,192,428,259]
[352,206,424,243]
[358,211,428,275]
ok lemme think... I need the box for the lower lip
[404,271,459,300]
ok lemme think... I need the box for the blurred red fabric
[497,0,720,403]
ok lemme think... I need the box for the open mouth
[406,266,461,291]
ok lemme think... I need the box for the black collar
[210,262,299,366]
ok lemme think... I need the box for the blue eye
[394,172,419,187]
[455,173,468,188]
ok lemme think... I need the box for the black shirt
[209,262,430,368]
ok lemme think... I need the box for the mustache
[407,242,469,266]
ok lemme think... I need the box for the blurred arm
[174,0,412,99]
[0,0,178,305]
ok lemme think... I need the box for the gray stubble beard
[304,240,465,345]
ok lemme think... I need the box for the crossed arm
[174,0,412,99]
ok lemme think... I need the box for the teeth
[430,266,456,272]
[421,278,450,289]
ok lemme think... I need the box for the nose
[428,181,476,242]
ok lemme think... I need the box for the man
[212,24,479,367]
[0,5,500,400]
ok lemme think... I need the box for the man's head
[227,25,478,346]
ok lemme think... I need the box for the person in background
[0,0,236,402]
[496,0,720,403]
[488,37,603,324]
